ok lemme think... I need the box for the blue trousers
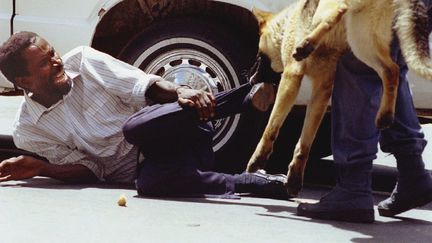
[122,83,252,197]
[332,0,432,167]
[331,48,427,168]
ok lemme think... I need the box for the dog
[246,0,432,197]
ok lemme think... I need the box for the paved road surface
[1,178,431,243]
[1,96,431,242]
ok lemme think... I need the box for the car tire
[119,17,265,173]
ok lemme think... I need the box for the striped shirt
[13,46,163,183]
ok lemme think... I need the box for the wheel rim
[133,37,241,151]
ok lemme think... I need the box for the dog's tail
[394,0,432,80]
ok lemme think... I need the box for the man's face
[17,37,71,98]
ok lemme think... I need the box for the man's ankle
[395,154,426,172]
[395,172,432,193]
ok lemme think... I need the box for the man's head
[0,31,37,84]
[0,32,70,104]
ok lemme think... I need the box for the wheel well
[91,0,259,58]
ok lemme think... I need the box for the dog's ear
[252,7,273,29]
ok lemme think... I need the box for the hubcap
[133,38,241,151]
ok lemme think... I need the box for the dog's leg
[372,55,400,129]
[286,67,334,197]
[347,12,400,129]
[246,63,304,173]
[293,0,348,61]
[351,51,399,129]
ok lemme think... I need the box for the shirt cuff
[132,74,164,106]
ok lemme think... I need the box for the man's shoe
[247,83,276,112]
[297,186,375,223]
[378,181,432,217]
[252,170,289,199]
[235,170,289,199]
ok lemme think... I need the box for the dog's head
[248,52,281,85]
[248,8,282,84]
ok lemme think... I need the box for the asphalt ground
[1,177,431,243]
[1,96,432,242]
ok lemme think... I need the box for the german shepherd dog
[246,0,432,197]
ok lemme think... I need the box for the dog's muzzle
[248,53,282,85]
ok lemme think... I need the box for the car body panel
[0,0,431,110]
[13,0,102,56]
[0,0,12,44]
[0,0,13,89]
[0,0,120,92]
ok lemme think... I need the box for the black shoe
[246,83,276,112]
[235,171,289,199]
[297,186,375,223]
[378,180,432,217]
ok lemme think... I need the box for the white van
[0,0,430,172]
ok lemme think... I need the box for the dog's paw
[286,173,303,198]
[293,39,315,61]
[246,159,267,173]
[375,112,394,130]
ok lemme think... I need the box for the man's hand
[177,87,216,121]
[145,80,217,120]
[0,155,46,182]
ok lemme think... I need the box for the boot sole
[297,207,375,224]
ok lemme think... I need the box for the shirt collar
[24,69,80,124]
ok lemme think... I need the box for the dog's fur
[246,0,432,197]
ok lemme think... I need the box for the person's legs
[136,154,236,198]
[122,82,273,151]
[297,51,380,223]
[135,157,288,199]
[378,47,432,217]
[125,83,286,198]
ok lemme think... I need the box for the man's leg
[135,156,287,199]
[378,48,432,217]
[124,83,286,198]
[122,82,272,152]
[134,136,287,199]
[126,85,246,196]
[297,51,379,223]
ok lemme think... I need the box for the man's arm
[144,80,181,103]
[80,47,216,120]
[0,155,97,183]
[146,80,216,120]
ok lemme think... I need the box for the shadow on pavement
[255,210,432,242]
[139,191,432,242]
[135,195,298,215]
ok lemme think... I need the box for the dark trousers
[332,45,427,169]
[331,1,432,167]
[122,83,252,197]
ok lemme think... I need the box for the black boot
[297,163,375,223]
[378,154,432,217]
[234,171,289,199]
